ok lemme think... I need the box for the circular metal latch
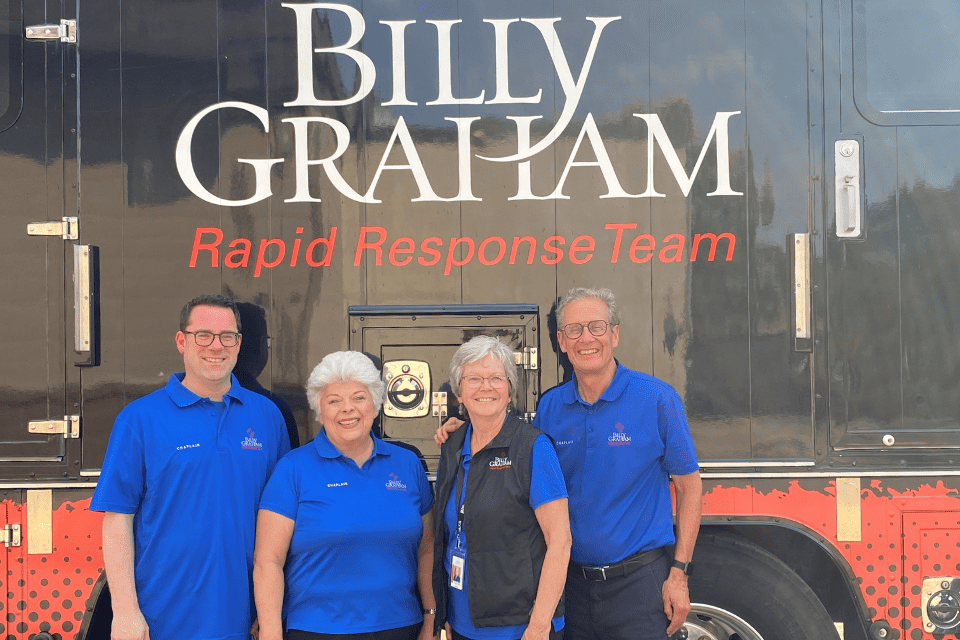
[387,375,425,411]
[839,142,855,157]
[882,434,895,446]
[928,590,960,630]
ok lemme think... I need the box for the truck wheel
[685,533,839,640]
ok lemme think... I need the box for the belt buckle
[600,565,608,580]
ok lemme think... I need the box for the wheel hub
[680,603,764,640]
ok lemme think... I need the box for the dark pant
[287,622,422,640]
[450,625,564,640]
[563,554,672,640]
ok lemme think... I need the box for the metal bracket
[28,415,80,438]
[2,524,21,548]
[27,216,78,240]
[432,392,449,430]
[25,19,77,43]
[514,347,539,370]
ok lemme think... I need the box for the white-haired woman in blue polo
[254,351,436,640]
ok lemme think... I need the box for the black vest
[432,414,564,632]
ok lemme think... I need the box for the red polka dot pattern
[702,478,960,640]
[2,496,103,640]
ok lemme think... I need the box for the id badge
[450,550,465,590]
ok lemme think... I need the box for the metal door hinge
[27,217,78,240]
[28,415,80,438]
[514,347,538,370]
[2,524,21,548]
[26,19,77,43]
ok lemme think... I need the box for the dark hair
[179,294,242,332]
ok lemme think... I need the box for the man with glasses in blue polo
[541,287,701,640]
[92,294,290,640]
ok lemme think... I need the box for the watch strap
[671,559,694,576]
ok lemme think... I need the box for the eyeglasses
[461,375,508,390]
[560,320,612,339]
[183,331,241,347]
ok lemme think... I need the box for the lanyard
[453,449,468,550]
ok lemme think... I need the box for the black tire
[686,533,839,640]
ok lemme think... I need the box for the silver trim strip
[703,470,960,479]
[80,470,101,477]
[702,461,816,468]
[0,482,97,489]
[883,109,960,114]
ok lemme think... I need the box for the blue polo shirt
[534,364,698,566]
[91,373,290,640]
[444,425,567,639]
[259,430,434,634]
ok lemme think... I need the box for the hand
[662,570,691,636]
[250,618,259,640]
[434,417,464,446]
[111,608,149,640]
[418,613,438,640]
[519,620,551,640]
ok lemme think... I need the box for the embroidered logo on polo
[386,472,408,491]
[241,428,263,450]
[608,422,632,446]
[489,450,512,469]
[327,482,348,488]
[176,443,200,451]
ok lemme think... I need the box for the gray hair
[557,287,621,328]
[306,351,385,420]
[449,335,519,398]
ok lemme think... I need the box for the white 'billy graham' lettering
[174,3,745,206]
[176,108,742,206]
[283,3,376,107]
[386,473,408,490]
[489,456,512,469]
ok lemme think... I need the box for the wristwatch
[671,559,694,576]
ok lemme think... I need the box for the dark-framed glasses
[461,375,508,390]
[183,331,241,347]
[560,320,611,339]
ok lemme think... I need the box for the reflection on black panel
[858,0,960,112]
[0,0,22,131]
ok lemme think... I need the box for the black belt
[571,547,666,581]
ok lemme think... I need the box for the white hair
[449,335,519,398]
[557,287,621,327]
[306,351,385,419]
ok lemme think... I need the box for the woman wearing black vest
[432,336,571,640]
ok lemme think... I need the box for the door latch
[514,347,539,370]
[26,19,77,43]
[2,524,21,548]
[28,415,80,438]
[835,140,861,237]
[27,217,78,240]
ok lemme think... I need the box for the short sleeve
[529,435,568,509]
[414,460,435,516]
[659,388,699,476]
[258,454,300,520]
[90,408,146,514]
[273,405,292,460]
